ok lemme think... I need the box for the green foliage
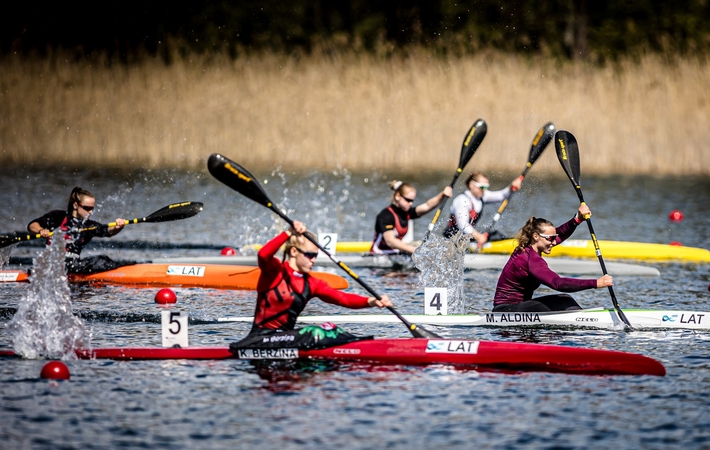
[2,0,710,62]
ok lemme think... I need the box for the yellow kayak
[330,240,710,263]
[477,239,710,263]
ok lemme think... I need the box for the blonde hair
[514,216,554,253]
[388,180,414,202]
[465,171,487,186]
[282,230,318,262]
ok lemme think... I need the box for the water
[1,165,710,449]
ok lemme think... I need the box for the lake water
[1,163,709,449]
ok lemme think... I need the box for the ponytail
[514,216,553,253]
[67,186,94,214]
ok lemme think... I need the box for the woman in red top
[231,221,393,351]
[371,180,453,254]
[492,204,613,312]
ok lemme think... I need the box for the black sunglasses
[79,204,94,212]
[294,247,318,260]
[400,195,415,203]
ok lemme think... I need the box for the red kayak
[0,264,349,290]
[0,338,666,376]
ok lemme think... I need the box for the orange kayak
[0,264,348,290]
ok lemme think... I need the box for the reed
[1,51,708,174]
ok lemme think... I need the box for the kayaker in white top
[442,171,523,245]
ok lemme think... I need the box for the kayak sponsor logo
[166,266,205,277]
[238,348,298,359]
[559,239,588,248]
[575,317,599,322]
[426,340,479,354]
[263,335,295,343]
[664,313,705,324]
[333,348,361,355]
[486,313,541,324]
[0,273,20,282]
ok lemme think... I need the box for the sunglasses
[400,195,415,203]
[471,181,490,190]
[78,204,94,212]
[538,233,558,242]
[295,247,318,260]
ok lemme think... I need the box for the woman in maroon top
[231,220,393,351]
[492,204,613,312]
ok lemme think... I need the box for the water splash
[412,233,469,314]
[7,235,86,359]
[0,244,14,268]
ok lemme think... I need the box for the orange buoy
[155,288,177,304]
[221,247,237,256]
[669,210,684,222]
[40,361,70,380]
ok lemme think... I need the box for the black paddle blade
[555,130,582,189]
[208,153,274,209]
[144,202,204,223]
[0,234,19,248]
[528,122,555,167]
[458,119,487,171]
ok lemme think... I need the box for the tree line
[2,1,709,63]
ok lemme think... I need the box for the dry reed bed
[1,52,708,174]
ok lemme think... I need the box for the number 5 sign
[424,287,448,315]
[161,310,189,347]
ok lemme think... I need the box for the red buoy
[669,210,684,222]
[669,241,683,246]
[40,361,70,380]
[221,247,237,256]
[155,288,177,304]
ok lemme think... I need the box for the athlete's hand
[510,175,523,192]
[577,204,591,222]
[39,228,51,238]
[596,274,613,288]
[443,186,453,198]
[289,220,307,236]
[114,218,126,229]
[369,294,393,308]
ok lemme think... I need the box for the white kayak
[218,308,709,331]
[152,254,660,276]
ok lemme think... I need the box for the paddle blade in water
[555,130,582,188]
[528,122,555,168]
[143,202,204,223]
[459,119,487,171]
[208,154,274,209]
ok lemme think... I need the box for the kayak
[0,338,666,376]
[152,254,661,277]
[333,240,710,263]
[0,270,29,283]
[219,308,710,331]
[478,239,710,263]
[0,264,349,290]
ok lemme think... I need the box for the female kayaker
[231,221,393,351]
[27,186,131,274]
[492,204,613,312]
[370,180,453,254]
[442,171,523,244]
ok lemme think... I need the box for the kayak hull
[0,338,666,376]
[218,308,710,330]
[152,254,660,277]
[0,264,348,290]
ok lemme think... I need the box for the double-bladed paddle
[554,130,634,330]
[484,122,555,233]
[0,201,204,248]
[422,119,487,242]
[207,153,441,339]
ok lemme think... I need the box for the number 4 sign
[161,310,189,347]
[424,287,448,315]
